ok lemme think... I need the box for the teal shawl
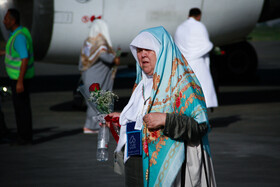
[133,26,211,186]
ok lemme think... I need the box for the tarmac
[0,41,280,187]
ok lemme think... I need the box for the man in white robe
[174,8,218,109]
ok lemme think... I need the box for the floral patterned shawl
[133,26,211,186]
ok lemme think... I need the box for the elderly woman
[79,19,120,134]
[108,26,216,187]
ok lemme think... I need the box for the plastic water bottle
[97,123,109,161]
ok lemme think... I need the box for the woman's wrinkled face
[136,48,157,76]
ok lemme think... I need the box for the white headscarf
[116,32,160,162]
[130,32,160,62]
[89,19,113,47]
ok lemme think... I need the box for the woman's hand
[104,112,121,128]
[113,57,120,66]
[107,112,121,118]
[143,112,166,130]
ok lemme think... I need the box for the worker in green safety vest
[0,8,34,145]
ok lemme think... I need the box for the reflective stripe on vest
[5,61,34,70]
[5,53,34,62]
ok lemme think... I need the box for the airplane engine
[0,0,53,61]
[211,0,280,80]
[211,41,258,81]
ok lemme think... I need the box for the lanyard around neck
[142,84,150,105]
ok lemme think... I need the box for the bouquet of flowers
[79,83,119,161]
[88,83,118,114]
[87,83,121,142]
[78,83,118,116]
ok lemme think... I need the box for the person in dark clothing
[0,97,9,139]
[0,9,34,145]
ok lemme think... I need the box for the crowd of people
[0,7,217,187]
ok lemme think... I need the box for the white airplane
[0,0,279,78]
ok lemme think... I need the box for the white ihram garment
[174,17,218,108]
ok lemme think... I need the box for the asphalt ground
[0,41,280,186]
